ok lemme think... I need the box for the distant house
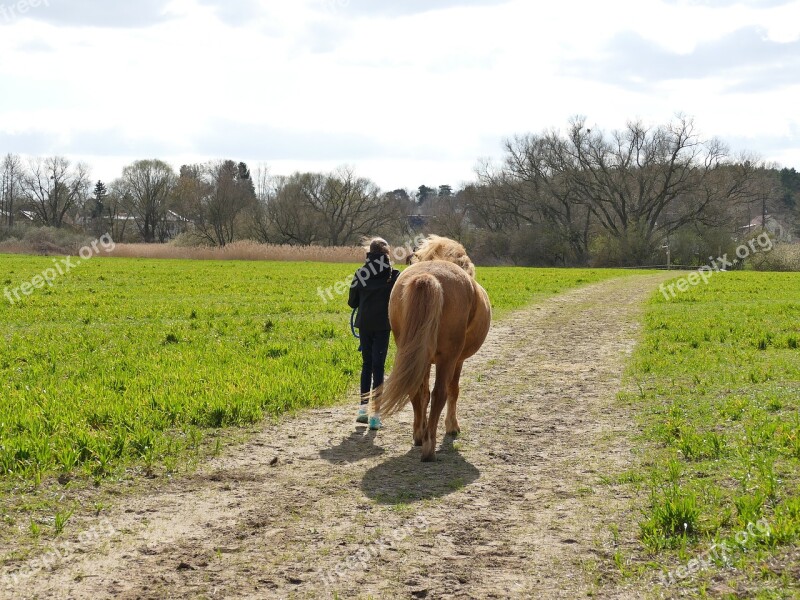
[739,215,793,243]
[1,210,53,225]
[109,211,189,241]
[113,213,136,225]
[408,214,434,231]
[164,210,191,239]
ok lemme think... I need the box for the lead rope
[350,307,362,351]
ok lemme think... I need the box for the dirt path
[7,274,672,600]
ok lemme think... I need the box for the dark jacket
[348,252,400,332]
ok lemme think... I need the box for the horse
[371,235,491,462]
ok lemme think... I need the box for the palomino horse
[371,236,491,461]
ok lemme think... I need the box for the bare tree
[247,166,281,243]
[172,161,257,246]
[253,163,273,205]
[490,116,758,264]
[103,181,133,241]
[265,174,324,245]
[476,147,592,263]
[738,165,784,237]
[116,159,176,243]
[460,177,523,234]
[428,188,471,242]
[249,168,406,246]
[564,116,757,261]
[301,167,403,246]
[1,153,22,226]
[1,154,20,226]
[200,161,256,246]
[20,156,90,227]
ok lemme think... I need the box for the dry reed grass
[0,240,33,255]
[107,240,395,263]
[2,235,417,264]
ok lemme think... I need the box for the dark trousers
[360,329,390,402]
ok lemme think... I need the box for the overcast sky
[1,0,798,191]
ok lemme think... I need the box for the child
[348,237,400,430]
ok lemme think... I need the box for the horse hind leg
[422,361,455,462]
[445,361,464,437]
[410,378,430,447]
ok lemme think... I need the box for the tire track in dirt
[7,274,673,600]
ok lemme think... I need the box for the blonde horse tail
[373,273,444,418]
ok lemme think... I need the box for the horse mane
[410,235,475,278]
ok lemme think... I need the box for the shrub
[0,225,93,255]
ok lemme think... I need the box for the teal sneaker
[356,407,368,424]
[368,415,382,430]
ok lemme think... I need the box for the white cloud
[0,0,798,189]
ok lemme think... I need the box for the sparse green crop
[621,271,800,595]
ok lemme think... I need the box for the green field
[619,272,800,595]
[0,255,631,486]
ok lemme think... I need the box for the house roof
[740,214,782,230]
[166,210,190,222]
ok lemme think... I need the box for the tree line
[1,115,798,266]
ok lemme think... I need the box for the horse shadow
[319,427,385,464]
[361,437,480,505]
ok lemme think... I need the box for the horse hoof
[446,429,460,438]
[421,453,436,462]
[414,439,423,447]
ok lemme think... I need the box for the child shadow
[360,436,480,505]
[319,428,385,464]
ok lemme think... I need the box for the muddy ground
[4,274,675,599]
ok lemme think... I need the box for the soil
[3,274,674,600]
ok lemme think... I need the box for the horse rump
[370,271,444,417]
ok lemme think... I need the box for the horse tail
[372,273,443,417]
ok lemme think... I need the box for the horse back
[391,261,490,361]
